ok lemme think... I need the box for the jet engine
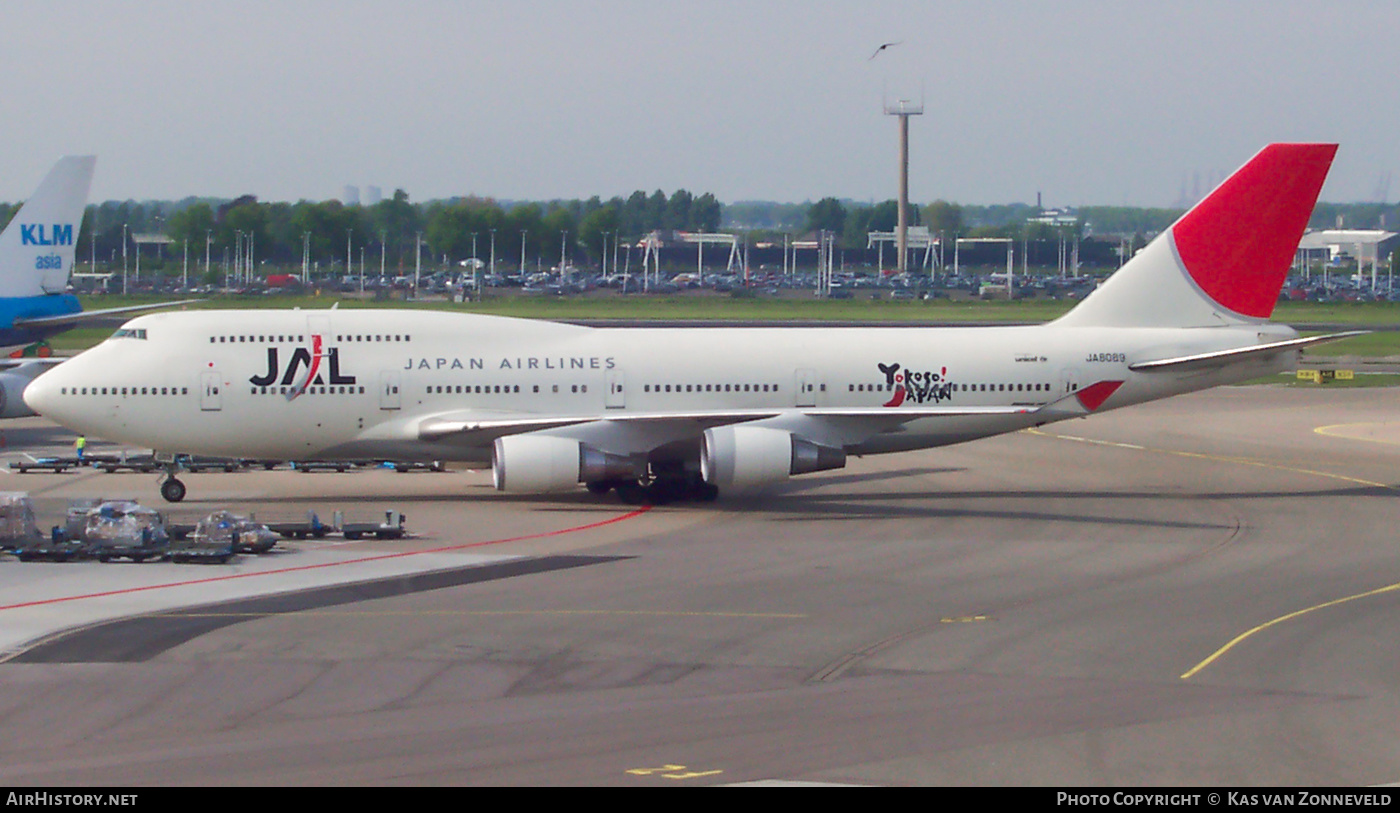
[492,434,642,493]
[0,370,40,419]
[701,425,846,492]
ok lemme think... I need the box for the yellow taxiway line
[1027,426,1400,680]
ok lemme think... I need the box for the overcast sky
[3,1,1394,208]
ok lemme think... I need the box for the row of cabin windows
[210,334,412,344]
[252,386,366,395]
[428,384,521,395]
[59,386,189,396]
[644,383,779,394]
[960,382,1052,393]
[425,384,589,395]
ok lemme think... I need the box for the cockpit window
[111,328,147,340]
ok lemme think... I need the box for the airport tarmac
[0,385,1399,785]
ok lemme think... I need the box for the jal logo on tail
[19,224,74,246]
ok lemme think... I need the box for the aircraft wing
[0,358,62,377]
[416,404,1033,443]
[1128,331,1367,373]
[13,300,203,330]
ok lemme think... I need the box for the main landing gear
[588,473,719,506]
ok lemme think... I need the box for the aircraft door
[795,368,819,407]
[605,369,625,409]
[200,370,222,411]
[379,371,401,410]
[1059,367,1081,397]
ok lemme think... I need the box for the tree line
[0,190,1393,276]
[0,188,723,275]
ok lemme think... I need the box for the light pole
[560,230,568,282]
[414,231,423,297]
[470,232,479,298]
[346,229,357,293]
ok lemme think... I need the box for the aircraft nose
[23,366,65,417]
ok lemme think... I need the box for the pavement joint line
[1025,427,1394,490]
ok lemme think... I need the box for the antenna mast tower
[884,97,924,273]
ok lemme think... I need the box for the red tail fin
[1173,144,1337,319]
[1056,143,1337,329]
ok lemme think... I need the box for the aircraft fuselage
[28,308,1296,464]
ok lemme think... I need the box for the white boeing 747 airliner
[25,144,1355,504]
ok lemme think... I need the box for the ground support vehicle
[384,461,446,473]
[264,511,331,539]
[291,460,356,473]
[0,493,44,554]
[178,456,246,473]
[9,455,83,473]
[83,501,169,563]
[167,530,235,564]
[186,510,278,557]
[335,510,408,540]
[95,454,161,474]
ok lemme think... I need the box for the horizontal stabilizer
[1128,331,1367,373]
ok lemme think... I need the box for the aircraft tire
[160,477,187,503]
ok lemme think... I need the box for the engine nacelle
[701,426,846,492]
[0,372,37,419]
[492,434,642,493]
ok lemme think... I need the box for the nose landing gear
[157,456,188,502]
[159,476,187,503]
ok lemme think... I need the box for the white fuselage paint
[27,309,1297,465]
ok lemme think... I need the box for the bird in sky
[869,41,902,60]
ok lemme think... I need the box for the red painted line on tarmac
[0,506,652,612]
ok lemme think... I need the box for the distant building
[1297,229,1399,272]
[366,186,383,206]
[1028,207,1081,228]
[343,185,360,206]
